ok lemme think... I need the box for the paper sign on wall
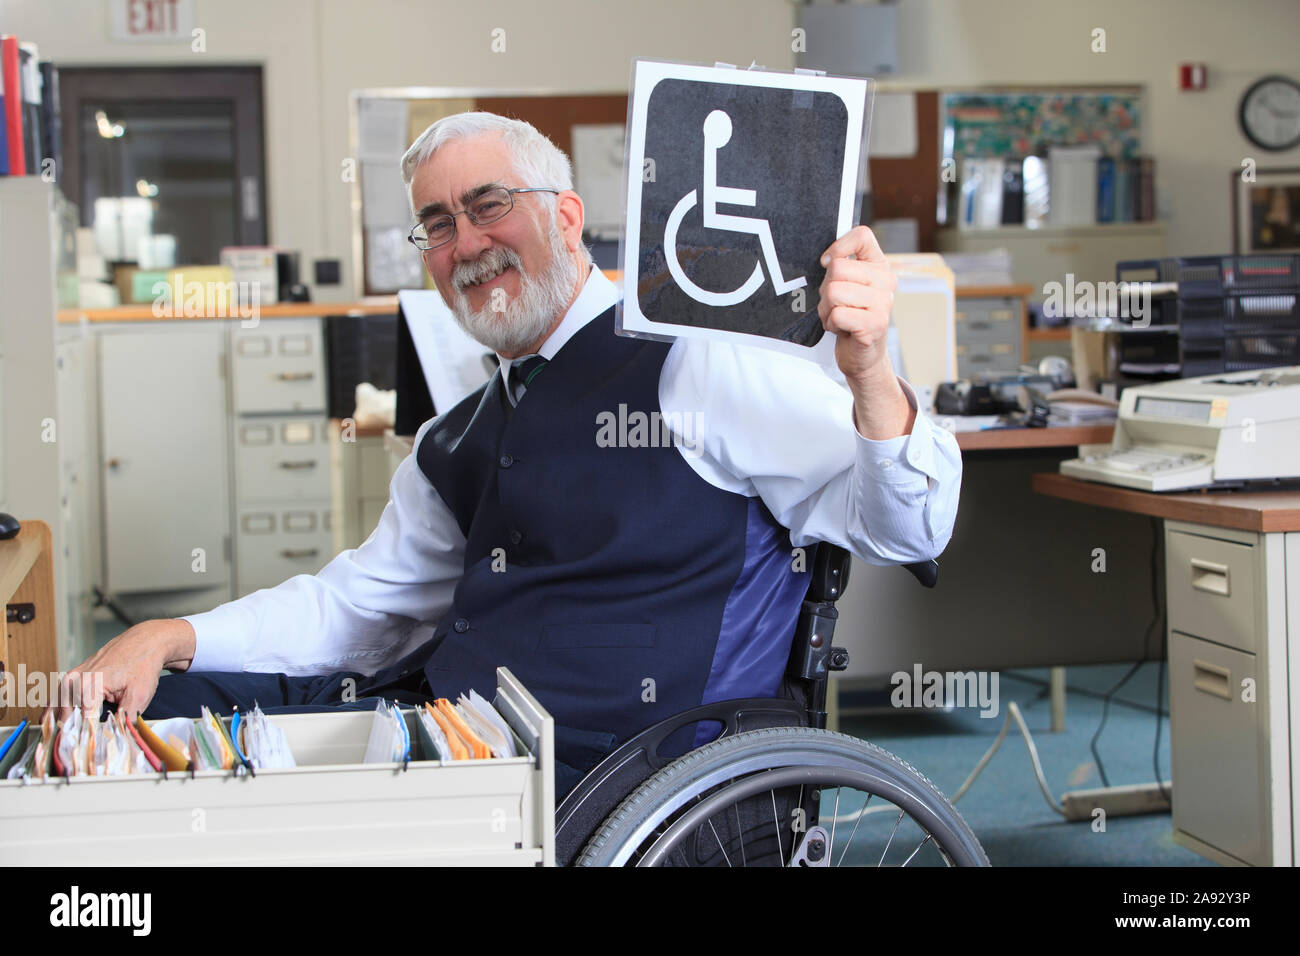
[618,59,873,365]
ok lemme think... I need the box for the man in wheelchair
[62,112,962,822]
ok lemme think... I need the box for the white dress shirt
[185,266,962,676]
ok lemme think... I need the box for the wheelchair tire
[574,727,990,867]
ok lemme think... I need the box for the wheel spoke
[900,832,935,867]
[829,787,841,861]
[707,817,733,867]
[734,801,747,867]
[878,808,905,867]
[836,792,872,867]
[770,789,785,867]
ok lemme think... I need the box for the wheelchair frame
[555,545,939,866]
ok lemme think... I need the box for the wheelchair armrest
[903,558,939,588]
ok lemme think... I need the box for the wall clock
[1239,75,1300,152]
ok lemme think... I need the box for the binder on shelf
[0,51,7,175]
[1047,144,1100,227]
[1000,158,1024,225]
[1,35,22,175]
[1113,157,1134,223]
[1096,156,1115,223]
[18,42,41,176]
[1138,156,1156,222]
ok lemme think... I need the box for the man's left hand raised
[817,225,916,440]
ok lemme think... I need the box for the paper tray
[0,667,555,866]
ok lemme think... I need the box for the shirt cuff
[183,604,253,673]
[853,377,939,484]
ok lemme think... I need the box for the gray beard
[447,220,580,355]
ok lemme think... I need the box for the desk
[835,421,1156,688]
[954,424,1113,453]
[1035,474,1298,866]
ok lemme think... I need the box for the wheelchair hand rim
[606,749,970,867]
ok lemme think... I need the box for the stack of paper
[1048,400,1118,425]
[940,249,1014,288]
[363,700,411,764]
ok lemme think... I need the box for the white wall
[7,0,1299,296]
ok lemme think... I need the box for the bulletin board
[941,89,1143,160]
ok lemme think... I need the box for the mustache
[452,246,524,292]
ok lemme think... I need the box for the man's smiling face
[409,132,586,357]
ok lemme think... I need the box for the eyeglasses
[407,186,560,251]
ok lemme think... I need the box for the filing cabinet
[954,293,1026,379]
[1164,520,1294,866]
[228,319,332,598]
[236,505,333,595]
[330,423,400,552]
[234,417,332,502]
[0,668,556,866]
[230,319,327,414]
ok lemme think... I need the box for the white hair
[401,110,591,264]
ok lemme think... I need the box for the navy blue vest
[397,306,809,782]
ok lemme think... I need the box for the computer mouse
[0,513,20,540]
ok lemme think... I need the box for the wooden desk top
[955,424,1113,452]
[1032,472,1300,533]
[955,284,1035,299]
[57,300,399,323]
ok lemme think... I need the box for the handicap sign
[618,60,873,364]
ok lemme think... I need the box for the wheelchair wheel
[574,727,989,867]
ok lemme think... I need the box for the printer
[1060,366,1300,492]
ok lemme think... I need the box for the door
[99,327,231,592]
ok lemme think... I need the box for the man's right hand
[55,618,197,723]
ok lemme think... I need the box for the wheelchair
[555,546,991,867]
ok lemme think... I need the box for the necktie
[507,355,548,404]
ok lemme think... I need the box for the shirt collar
[497,265,621,377]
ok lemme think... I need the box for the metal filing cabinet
[0,668,555,866]
[954,294,1025,379]
[1164,521,1294,866]
[230,319,327,414]
[98,326,233,600]
[229,319,332,597]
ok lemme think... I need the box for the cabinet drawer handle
[278,460,318,470]
[1192,658,1232,700]
[279,548,319,559]
[275,371,315,382]
[1190,558,1230,596]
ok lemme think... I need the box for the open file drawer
[0,668,555,866]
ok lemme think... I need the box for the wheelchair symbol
[664,110,808,307]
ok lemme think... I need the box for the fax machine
[1060,366,1300,492]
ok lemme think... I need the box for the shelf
[938,222,1165,240]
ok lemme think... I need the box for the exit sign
[109,0,196,42]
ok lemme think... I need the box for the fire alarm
[1179,64,1208,91]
